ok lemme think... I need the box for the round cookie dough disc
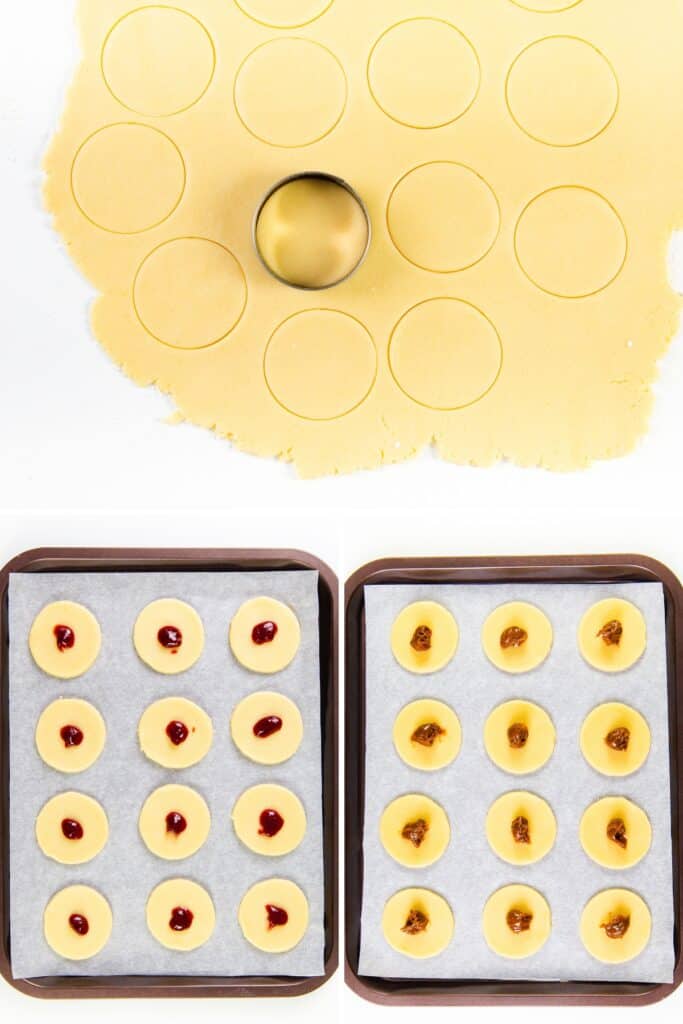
[146,878,216,951]
[44,885,113,960]
[390,601,459,674]
[36,792,109,865]
[139,784,211,860]
[580,888,651,963]
[138,697,213,769]
[580,797,652,870]
[482,884,551,959]
[382,888,454,959]
[231,691,303,765]
[484,700,555,775]
[486,791,557,865]
[133,598,205,674]
[393,699,461,771]
[580,703,650,777]
[481,602,553,673]
[35,698,106,773]
[232,783,307,856]
[29,601,101,679]
[380,794,450,868]
[229,597,301,674]
[238,878,309,952]
[578,598,647,672]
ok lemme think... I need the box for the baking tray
[0,547,338,1000]
[345,555,683,1006]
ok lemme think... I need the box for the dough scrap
[139,784,211,860]
[381,887,454,959]
[238,878,309,952]
[43,885,113,961]
[29,601,101,680]
[35,698,106,773]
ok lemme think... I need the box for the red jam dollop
[61,818,84,840]
[258,808,285,838]
[166,811,188,835]
[253,715,283,739]
[252,621,278,645]
[60,724,84,748]
[166,720,189,746]
[158,625,183,652]
[69,913,89,936]
[266,904,288,929]
[169,906,194,931]
[54,624,75,651]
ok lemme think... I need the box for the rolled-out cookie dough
[392,698,461,771]
[484,699,555,775]
[381,888,454,959]
[35,698,106,773]
[230,691,303,764]
[133,598,205,674]
[580,888,651,964]
[232,783,306,856]
[482,884,551,959]
[580,702,650,777]
[139,784,211,860]
[138,697,213,769]
[29,601,101,679]
[229,597,301,674]
[390,601,459,674]
[379,794,450,868]
[578,598,647,672]
[580,796,652,870]
[36,792,109,865]
[238,878,309,953]
[43,885,113,961]
[146,878,216,951]
[486,791,557,866]
[481,602,552,674]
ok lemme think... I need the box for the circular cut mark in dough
[29,601,101,680]
[580,797,652,870]
[234,0,333,28]
[368,19,480,129]
[484,700,555,775]
[138,696,213,769]
[515,186,627,298]
[232,783,307,856]
[387,162,500,273]
[71,124,186,235]
[380,794,450,868]
[578,597,646,672]
[44,885,113,960]
[36,792,109,865]
[382,888,454,959]
[36,698,106,774]
[229,596,301,673]
[133,598,205,675]
[580,888,651,963]
[265,310,377,421]
[231,691,304,764]
[486,791,557,865]
[146,878,215,951]
[389,299,502,411]
[102,6,216,117]
[238,878,309,952]
[234,38,347,147]
[506,37,619,147]
[139,784,211,860]
[390,601,459,674]
[133,238,247,350]
[393,699,461,771]
[481,601,553,674]
[509,0,584,10]
[483,884,551,959]
[580,702,650,777]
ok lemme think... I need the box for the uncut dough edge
[43,0,683,477]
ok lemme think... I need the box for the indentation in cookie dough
[138,697,213,769]
[390,600,459,674]
[238,878,309,952]
[506,37,619,147]
[265,310,377,420]
[133,238,247,350]
[44,885,112,960]
[580,702,650,777]
[146,878,215,951]
[102,6,216,117]
[380,794,450,868]
[382,887,454,959]
[580,797,652,870]
[484,700,555,774]
[578,598,647,672]
[368,19,480,129]
[580,888,651,963]
[234,38,347,147]
[29,601,101,680]
[231,691,303,764]
[483,884,551,959]
[510,0,583,8]
[234,0,333,28]
[139,784,211,860]
[36,698,106,773]
[387,163,500,273]
[36,792,109,865]
[482,602,553,673]
[515,186,627,298]
[232,783,306,856]
[393,699,461,771]
[229,596,301,673]
[133,597,205,674]
[486,791,557,865]
[389,299,502,411]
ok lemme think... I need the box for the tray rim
[344,553,683,1007]
[0,546,338,1000]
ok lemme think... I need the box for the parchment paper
[358,582,674,983]
[8,570,325,979]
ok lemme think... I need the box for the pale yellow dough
[232,783,306,856]
[483,884,551,959]
[139,784,211,860]
[146,878,216,951]
[481,602,553,674]
[238,878,309,952]
[133,598,204,674]
[578,598,647,673]
[486,791,557,865]
[229,597,301,674]
[390,601,459,674]
[44,885,112,960]
[380,794,450,868]
[484,700,555,775]
[29,601,101,680]
[392,699,461,771]
[580,703,650,777]
[36,698,106,773]
[36,792,108,865]
[382,888,454,959]
[580,888,651,964]
[580,797,652,870]
[138,697,213,769]
[230,691,303,764]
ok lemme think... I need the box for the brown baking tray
[0,546,338,1000]
[345,554,683,1006]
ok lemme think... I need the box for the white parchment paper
[358,582,675,983]
[8,570,325,979]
